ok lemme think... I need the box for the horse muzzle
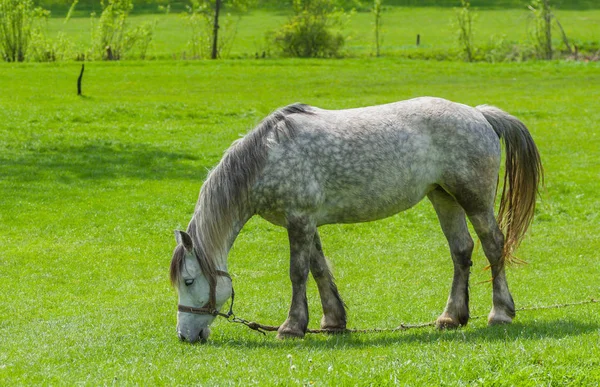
[178,327,211,344]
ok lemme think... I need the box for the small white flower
[328,365,333,372]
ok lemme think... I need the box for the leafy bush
[28,31,78,62]
[90,0,156,60]
[0,0,49,62]
[273,0,347,58]
[479,35,536,62]
[456,0,474,62]
[184,0,210,58]
[529,0,553,59]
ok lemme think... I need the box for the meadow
[0,56,599,385]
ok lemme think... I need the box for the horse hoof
[436,315,462,329]
[488,312,513,326]
[276,327,306,340]
[276,331,305,340]
[320,318,347,333]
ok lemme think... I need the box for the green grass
[0,58,599,385]
[42,7,600,60]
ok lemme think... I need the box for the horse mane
[170,103,314,285]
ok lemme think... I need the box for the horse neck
[192,130,268,269]
[192,188,253,271]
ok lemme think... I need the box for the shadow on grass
[205,319,600,349]
[1,141,212,183]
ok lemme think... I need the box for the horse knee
[290,268,309,284]
[289,255,310,284]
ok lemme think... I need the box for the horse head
[171,230,232,343]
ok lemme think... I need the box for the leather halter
[177,269,234,317]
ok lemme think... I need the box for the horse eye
[184,279,194,286]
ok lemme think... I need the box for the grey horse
[170,97,543,342]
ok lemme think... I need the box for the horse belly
[317,164,438,225]
[255,155,438,226]
[255,177,432,227]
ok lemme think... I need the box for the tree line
[34,0,600,11]
[0,0,593,62]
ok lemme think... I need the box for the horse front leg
[310,232,346,332]
[277,216,316,339]
[429,189,474,328]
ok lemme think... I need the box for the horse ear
[174,230,194,252]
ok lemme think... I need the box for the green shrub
[480,35,535,62]
[456,0,474,62]
[0,0,50,62]
[90,0,156,60]
[184,0,210,58]
[273,0,347,58]
[530,0,553,59]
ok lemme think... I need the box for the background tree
[188,0,254,59]
[373,0,383,57]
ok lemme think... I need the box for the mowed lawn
[0,58,599,385]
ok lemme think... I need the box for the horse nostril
[178,333,186,342]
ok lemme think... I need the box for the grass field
[0,58,599,385]
[42,7,600,60]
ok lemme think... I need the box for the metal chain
[222,298,598,335]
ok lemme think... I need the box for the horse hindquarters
[429,106,516,328]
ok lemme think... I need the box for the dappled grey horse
[170,97,542,343]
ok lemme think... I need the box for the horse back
[252,97,501,225]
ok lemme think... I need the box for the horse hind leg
[428,188,474,329]
[310,232,346,332]
[467,210,515,325]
